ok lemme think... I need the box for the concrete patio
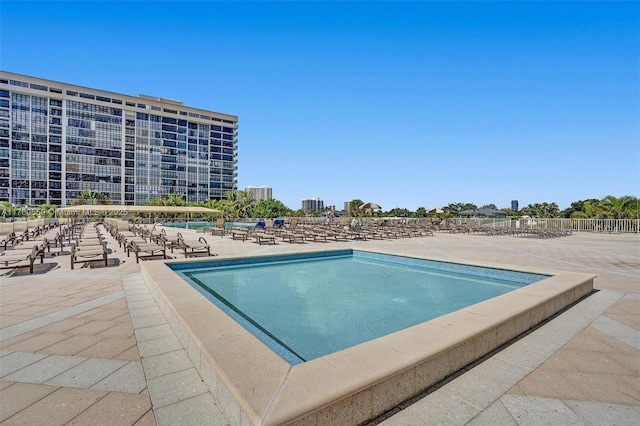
[1,226,638,425]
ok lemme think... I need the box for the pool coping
[140,248,595,425]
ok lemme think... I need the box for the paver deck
[1,225,638,425]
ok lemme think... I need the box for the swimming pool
[141,248,594,425]
[174,251,548,364]
[161,221,255,230]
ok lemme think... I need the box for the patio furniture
[282,230,305,243]
[0,245,44,274]
[204,218,226,237]
[254,232,276,245]
[178,235,214,257]
[70,242,108,269]
[159,229,181,253]
[230,229,251,242]
[128,240,167,263]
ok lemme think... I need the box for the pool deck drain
[1,228,638,425]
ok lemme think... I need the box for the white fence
[269,216,640,233]
[450,218,640,234]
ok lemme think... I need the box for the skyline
[1,1,638,210]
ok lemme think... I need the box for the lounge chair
[326,230,350,242]
[12,221,28,241]
[0,245,44,274]
[254,231,276,245]
[304,229,332,243]
[230,228,251,242]
[205,218,226,237]
[282,230,305,243]
[70,242,108,269]
[128,240,167,263]
[178,235,214,257]
[0,223,16,251]
[138,223,160,241]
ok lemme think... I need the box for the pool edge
[140,251,595,426]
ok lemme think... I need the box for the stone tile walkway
[1,226,638,425]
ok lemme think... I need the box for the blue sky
[1,1,638,211]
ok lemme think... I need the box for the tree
[560,199,600,218]
[520,202,559,218]
[164,194,186,206]
[218,190,240,219]
[444,202,477,217]
[481,204,497,209]
[600,195,635,219]
[236,190,254,218]
[348,199,364,217]
[388,207,411,217]
[414,207,427,217]
[290,209,306,217]
[73,190,110,205]
[146,194,185,206]
[146,197,165,207]
[0,201,19,220]
[627,196,640,219]
[570,200,599,219]
[250,198,292,219]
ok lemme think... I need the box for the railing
[67,215,638,234]
[257,217,639,233]
[450,218,640,233]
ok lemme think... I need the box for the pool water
[161,221,255,230]
[161,221,213,230]
[174,250,548,364]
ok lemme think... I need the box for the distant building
[302,197,324,213]
[511,200,519,212]
[245,185,272,203]
[344,201,352,211]
[0,71,238,206]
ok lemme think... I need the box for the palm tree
[600,195,632,219]
[164,194,186,206]
[348,199,364,217]
[146,197,165,207]
[221,190,240,219]
[73,190,110,205]
[236,190,254,218]
[571,200,599,219]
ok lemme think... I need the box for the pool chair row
[0,219,61,251]
[104,219,167,263]
[0,222,69,273]
[70,223,110,269]
[228,223,436,245]
[157,230,217,258]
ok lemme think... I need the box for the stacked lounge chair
[70,224,109,269]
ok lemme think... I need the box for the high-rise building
[302,197,324,213]
[0,71,238,206]
[511,200,519,212]
[245,185,272,203]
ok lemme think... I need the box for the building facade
[244,185,272,203]
[0,71,238,206]
[301,197,324,213]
